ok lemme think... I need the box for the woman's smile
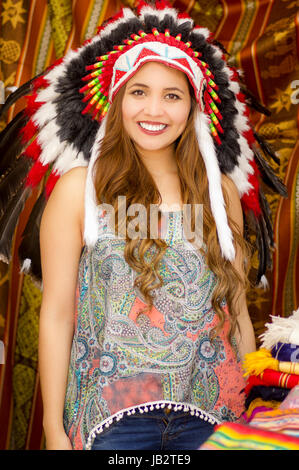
[137,121,168,135]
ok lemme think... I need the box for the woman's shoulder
[49,166,88,202]
[42,166,88,240]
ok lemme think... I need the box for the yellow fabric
[243,348,299,377]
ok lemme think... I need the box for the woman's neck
[136,144,178,177]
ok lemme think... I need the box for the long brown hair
[93,84,252,342]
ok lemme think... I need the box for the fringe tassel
[243,348,279,376]
[259,309,299,350]
[243,348,299,377]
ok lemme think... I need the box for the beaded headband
[80,28,223,145]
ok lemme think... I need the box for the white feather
[139,6,178,23]
[258,274,269,290]
[194,110,235,261]
[52,144,82,175]
[38,121,65,165]
[192,26,211,40]
[99,8,137,39]
[35,86,58,103]
[20,258,31,273]
[177,17,194,27]
[228,163,253,195]
[33,102,56,128]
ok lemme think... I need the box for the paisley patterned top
[63,207,246,450]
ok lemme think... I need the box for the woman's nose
[143,97,164,116]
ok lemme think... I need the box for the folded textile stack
[198,309,299,450]
[242,308,299,422]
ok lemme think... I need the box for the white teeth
[139,122,167,131]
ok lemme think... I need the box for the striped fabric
[199,421,299,450]
[250,408,299,438]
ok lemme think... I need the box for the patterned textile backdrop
[0,0,298,450]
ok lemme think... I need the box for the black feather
[246,210,269,285]
[19,190,46,282]
[0,186,31,262]
[253,146,288,198]
[0,72,43,117]
[0,111,28,176]
[0,155,33,218]
[258,188,274,247]
[253,131,281,165]
[254,216,266,285]
[239,85,271,117]
[211,39,231,56]
[259,214,272,272]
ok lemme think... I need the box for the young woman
[0,1,286,452]
[39,59,256,450]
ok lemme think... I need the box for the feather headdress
[0,0,287,284]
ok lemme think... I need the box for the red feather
[23,138,41,161]
[26,160,49,188]
[20,119,38,145]
[45,171,60,199]
[241,160,261,216]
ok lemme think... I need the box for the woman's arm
[39,167,87,450]
[222,175,256,361]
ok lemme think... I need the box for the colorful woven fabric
[250,408,299,437]
[199,422,299,450]
[245,369,299,396]
[272,343,299,363]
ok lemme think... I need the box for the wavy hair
[93,84,252,343]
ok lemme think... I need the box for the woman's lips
[137,122,168,135]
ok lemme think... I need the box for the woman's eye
[131,90,145,96]
[166,93,181,100]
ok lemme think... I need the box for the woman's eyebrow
[164,86,185,94]
[127,83,149,90]
[128,83,185,93]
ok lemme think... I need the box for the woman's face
[121,62,192,156]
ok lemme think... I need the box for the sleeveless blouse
[63,207,246,450]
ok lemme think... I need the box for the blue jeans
[90,407,215,450]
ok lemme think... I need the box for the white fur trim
[84,116,108,246]
[194,110,235,261]
[259,308,299,349]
